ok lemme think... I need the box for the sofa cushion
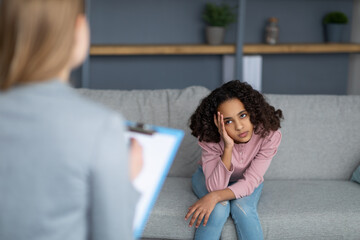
[143,177,360,240]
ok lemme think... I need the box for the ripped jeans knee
[228,184,264,240]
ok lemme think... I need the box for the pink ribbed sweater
[199,130,281,199]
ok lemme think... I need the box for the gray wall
[71,0,354,94]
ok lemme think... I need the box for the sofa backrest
[265,94,360,180]
[77,86,210,178]
[77,87,360,180]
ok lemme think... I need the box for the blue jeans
[191,166,264,240]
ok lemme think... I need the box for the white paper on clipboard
[125,122,184,239]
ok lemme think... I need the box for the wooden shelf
[90,44,235,55]
[244,43,360,54]
[90,43,360,56]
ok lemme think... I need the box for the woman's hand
[214,112,234,148]
[185,192,218,228]
[129,138,143,181]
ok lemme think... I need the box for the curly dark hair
[189,80,283,142]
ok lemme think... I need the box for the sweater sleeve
[89,114,139,240]
[228,130,282,199]
[199,140,234,192]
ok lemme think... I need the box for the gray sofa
[78,86,360,240]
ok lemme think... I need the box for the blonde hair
[0,0,84,90]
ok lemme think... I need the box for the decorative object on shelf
[323,11,348,43]
[265,17,279,45]
[202,3,236,45]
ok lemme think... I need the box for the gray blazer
[0,80,138,240]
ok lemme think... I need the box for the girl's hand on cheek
[214,112,234,148]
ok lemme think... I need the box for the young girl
[185,80,283,240]
[0,0,142,239]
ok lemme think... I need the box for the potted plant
[202,3,236,45]
[323,11,348,43]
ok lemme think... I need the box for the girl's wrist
[209,191,223,204]
[211,188,236,202]
[224,143,234,150]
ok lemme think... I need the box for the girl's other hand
[184,192,218,228]
[129,138,143,181]
[214,112,234,148]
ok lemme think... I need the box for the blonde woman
[0,0,142,239]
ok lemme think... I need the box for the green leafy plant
[202,3,236,27]
[323,11,348,24]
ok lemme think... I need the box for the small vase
[324,24,345,43]
[206,26,225,45]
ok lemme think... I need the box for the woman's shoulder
[38,80,125,132]
[56,82,125,124]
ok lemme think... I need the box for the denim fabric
[192,166,264,240]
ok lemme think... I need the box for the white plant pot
[206,26,225,45]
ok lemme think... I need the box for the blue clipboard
[125,122,184,239]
